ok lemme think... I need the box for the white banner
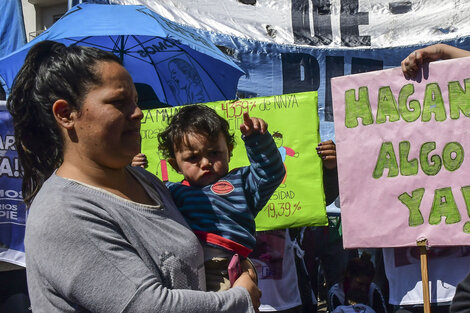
[111,0,470,48]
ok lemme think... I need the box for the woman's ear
[168,158,181,174]
[52,99,75,130]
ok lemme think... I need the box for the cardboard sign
[332,57,470,248]
[140,91,327,230]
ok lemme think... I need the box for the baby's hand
[240,112,267,137]
[316,140,337,169]
[131,153,148,168]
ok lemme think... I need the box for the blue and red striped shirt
[166,131,285,257]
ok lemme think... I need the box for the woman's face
[72,61,143,169]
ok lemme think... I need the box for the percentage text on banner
[264,201,302,219]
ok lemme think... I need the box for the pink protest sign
[332,57,470,248]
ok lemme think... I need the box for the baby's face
[172,132,230,187]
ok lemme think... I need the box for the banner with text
[0,106,25,266]
[140,91,327,230]
[332,57,470,248]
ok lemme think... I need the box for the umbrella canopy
[0,3,244,107]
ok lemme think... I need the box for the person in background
[8,40,260,313]
[331,286,377,313]
[294,140,346,313]
[0,262,30,312]
[451,271,470,313]
[328,252,387,313]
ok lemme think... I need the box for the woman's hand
[317,140,337,170]
[233,270,261,313]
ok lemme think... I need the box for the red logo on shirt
[211,180,234,195]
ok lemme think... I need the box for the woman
[7,40,260,312]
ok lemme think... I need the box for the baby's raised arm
[239,112,267,137]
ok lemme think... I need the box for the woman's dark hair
[158,104,235,159]
[7,40,121,206]
[346,251,375,279]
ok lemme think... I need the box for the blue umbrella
[0,3,244,107]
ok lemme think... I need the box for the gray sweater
[25,166,254,313]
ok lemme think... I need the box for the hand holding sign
[239,112,267,137]
[401,43,470,78]
[332,53,470,248]
[317,140,337,170]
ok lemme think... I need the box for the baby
[157,104,285,291]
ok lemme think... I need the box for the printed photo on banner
[251,230,285,280]
[332,56,470,248]
[140,91,327,230]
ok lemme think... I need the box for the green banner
[140,91,327,230]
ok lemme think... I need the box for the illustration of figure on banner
[167,57,208,105]
[272,131,299,188]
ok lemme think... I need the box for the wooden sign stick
[417,239,431,313]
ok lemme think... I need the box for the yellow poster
[140,91,327,230]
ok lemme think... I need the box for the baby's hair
[158,104,235,159]
[346,251,375,279]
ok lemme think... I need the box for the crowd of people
[2,38,470,313]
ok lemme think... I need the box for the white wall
[21,0,37,41]
[21,0,67,42]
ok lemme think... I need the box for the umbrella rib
[66,36,92,46]
[131,35,171,105]
[65,37,120,52]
